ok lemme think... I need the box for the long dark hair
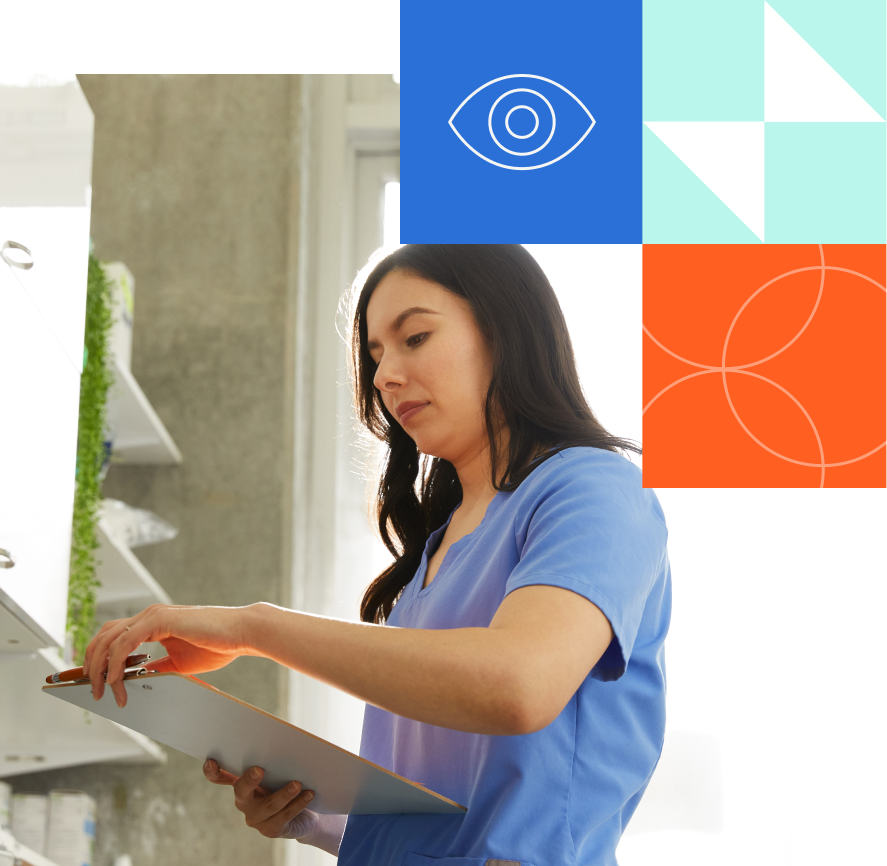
[350,244,640,624]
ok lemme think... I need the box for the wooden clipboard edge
[44,671,467,813]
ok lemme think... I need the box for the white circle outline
[505,105,539,139]
[488,89,556,156]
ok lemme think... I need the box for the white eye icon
[449,74,596,170]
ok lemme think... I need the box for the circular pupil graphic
[505,105,538,138]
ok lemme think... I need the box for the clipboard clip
[67,667,158,685]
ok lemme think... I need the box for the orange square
[643,245,886,488]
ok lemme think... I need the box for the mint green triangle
[768,0,886,120]
[643,125,763,244]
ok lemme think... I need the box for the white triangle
[765,3,884,122]
[645,121,765,241]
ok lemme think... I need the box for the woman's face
[366,269,494,466]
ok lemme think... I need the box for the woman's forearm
[240,603,531,736]
[88,586,607,729]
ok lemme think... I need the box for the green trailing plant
[68,249,113,662]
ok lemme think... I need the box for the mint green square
[644,0,763,121]
[765,123,886,243]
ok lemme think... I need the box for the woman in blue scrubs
[85,244,671,865]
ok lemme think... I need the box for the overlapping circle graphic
[643,244,887,488]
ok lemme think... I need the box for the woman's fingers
[232,766,268,805]
[211,763,318,840]
[82,618,121,677]
[83,617,128,690]
[203,759,237,785]
[87,619,134,702]
[202,760,266,791]
[88,614,151,705]
[253,788,316,838]
[85,613,137,685]
[108,677,129,709]
[243,779,304,827]
[230,767,314,831]
[106,607,160,684]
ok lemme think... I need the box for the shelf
[0,590,59,655]
[93,520,172,663]
[105,356,183,465]
[94,520,172,612]
[0,649,166,780]
[3,519,173,654]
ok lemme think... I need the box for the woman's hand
[82,603,258,707]
[202,760,319,840]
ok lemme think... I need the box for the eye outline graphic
[449,74,596,171]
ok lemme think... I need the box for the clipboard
[43,672,465,816]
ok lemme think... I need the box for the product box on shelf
[0,826,14,866]
[0,782,10,831]
[10,793,47,855]
[45,791,95,866]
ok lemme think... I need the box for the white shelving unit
[93,518,173,663]
[0,77,93,654]
[105,355,182,465]
[0,649,166,779]
[0,77,174,786]
[1,348,177,774]
[95,356,177,662]
[0,589,58,656]
[94,519,172,613]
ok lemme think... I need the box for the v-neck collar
[412,491,506,599]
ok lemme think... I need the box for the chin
[410,434,447,461]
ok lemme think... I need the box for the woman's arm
[85,585,613,736]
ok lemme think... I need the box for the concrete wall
[11,74,303,866]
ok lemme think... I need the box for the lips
[396,401,429,423]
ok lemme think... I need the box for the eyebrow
[366,306,441,352]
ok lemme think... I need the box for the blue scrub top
[339,447,671,866]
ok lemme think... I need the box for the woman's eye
[405,333,427,348]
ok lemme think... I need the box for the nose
[373,351,407,394]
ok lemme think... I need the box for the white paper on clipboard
[43,672,465,816]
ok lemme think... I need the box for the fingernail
[250,767,261,780]
[287,781,298,794]
[204,760,212,772]
[304,791,314,801]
